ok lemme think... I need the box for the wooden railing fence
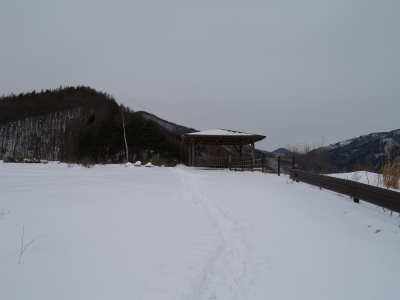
[290,169,400,213]
[194,157,229,168]
[193,155,400,213]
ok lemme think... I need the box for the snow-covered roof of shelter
[182,129,266,145]
[188,129,254,136]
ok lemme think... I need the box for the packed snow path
[1,162,400,299]
[142,168,258,299]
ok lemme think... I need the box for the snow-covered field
[1,162,400,299]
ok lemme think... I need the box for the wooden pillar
[239,144,243,157]
[192,140,195,167]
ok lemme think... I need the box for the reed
[380,153,400,189]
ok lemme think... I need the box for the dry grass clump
[79,156,95,168]
[380,154,400,189]
[150,156,178,167]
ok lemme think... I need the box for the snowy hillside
[322,131,397,151]
[1,162,400,299]
[321,129,400,170]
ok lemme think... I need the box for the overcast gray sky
[1,1,399,151]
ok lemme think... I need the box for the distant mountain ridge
[321,129,400,171]
[136,111,197,136]
[268,130,400,172]
[271,148,291,157]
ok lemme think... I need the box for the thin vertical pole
[121,109,129,163]
[278,156,281,176]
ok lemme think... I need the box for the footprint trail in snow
[141,168,259,300]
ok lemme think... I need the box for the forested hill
[0,86,183,165]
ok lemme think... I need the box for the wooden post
[278,156,281,176]
[292,156,299,182]
[251,140,255,172]
[228,155,231,170]
[239,144,243,157]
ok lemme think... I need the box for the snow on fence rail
[290,169,400,213]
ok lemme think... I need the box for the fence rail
[290,169,400,213]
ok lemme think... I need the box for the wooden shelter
[182,129,266,168]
